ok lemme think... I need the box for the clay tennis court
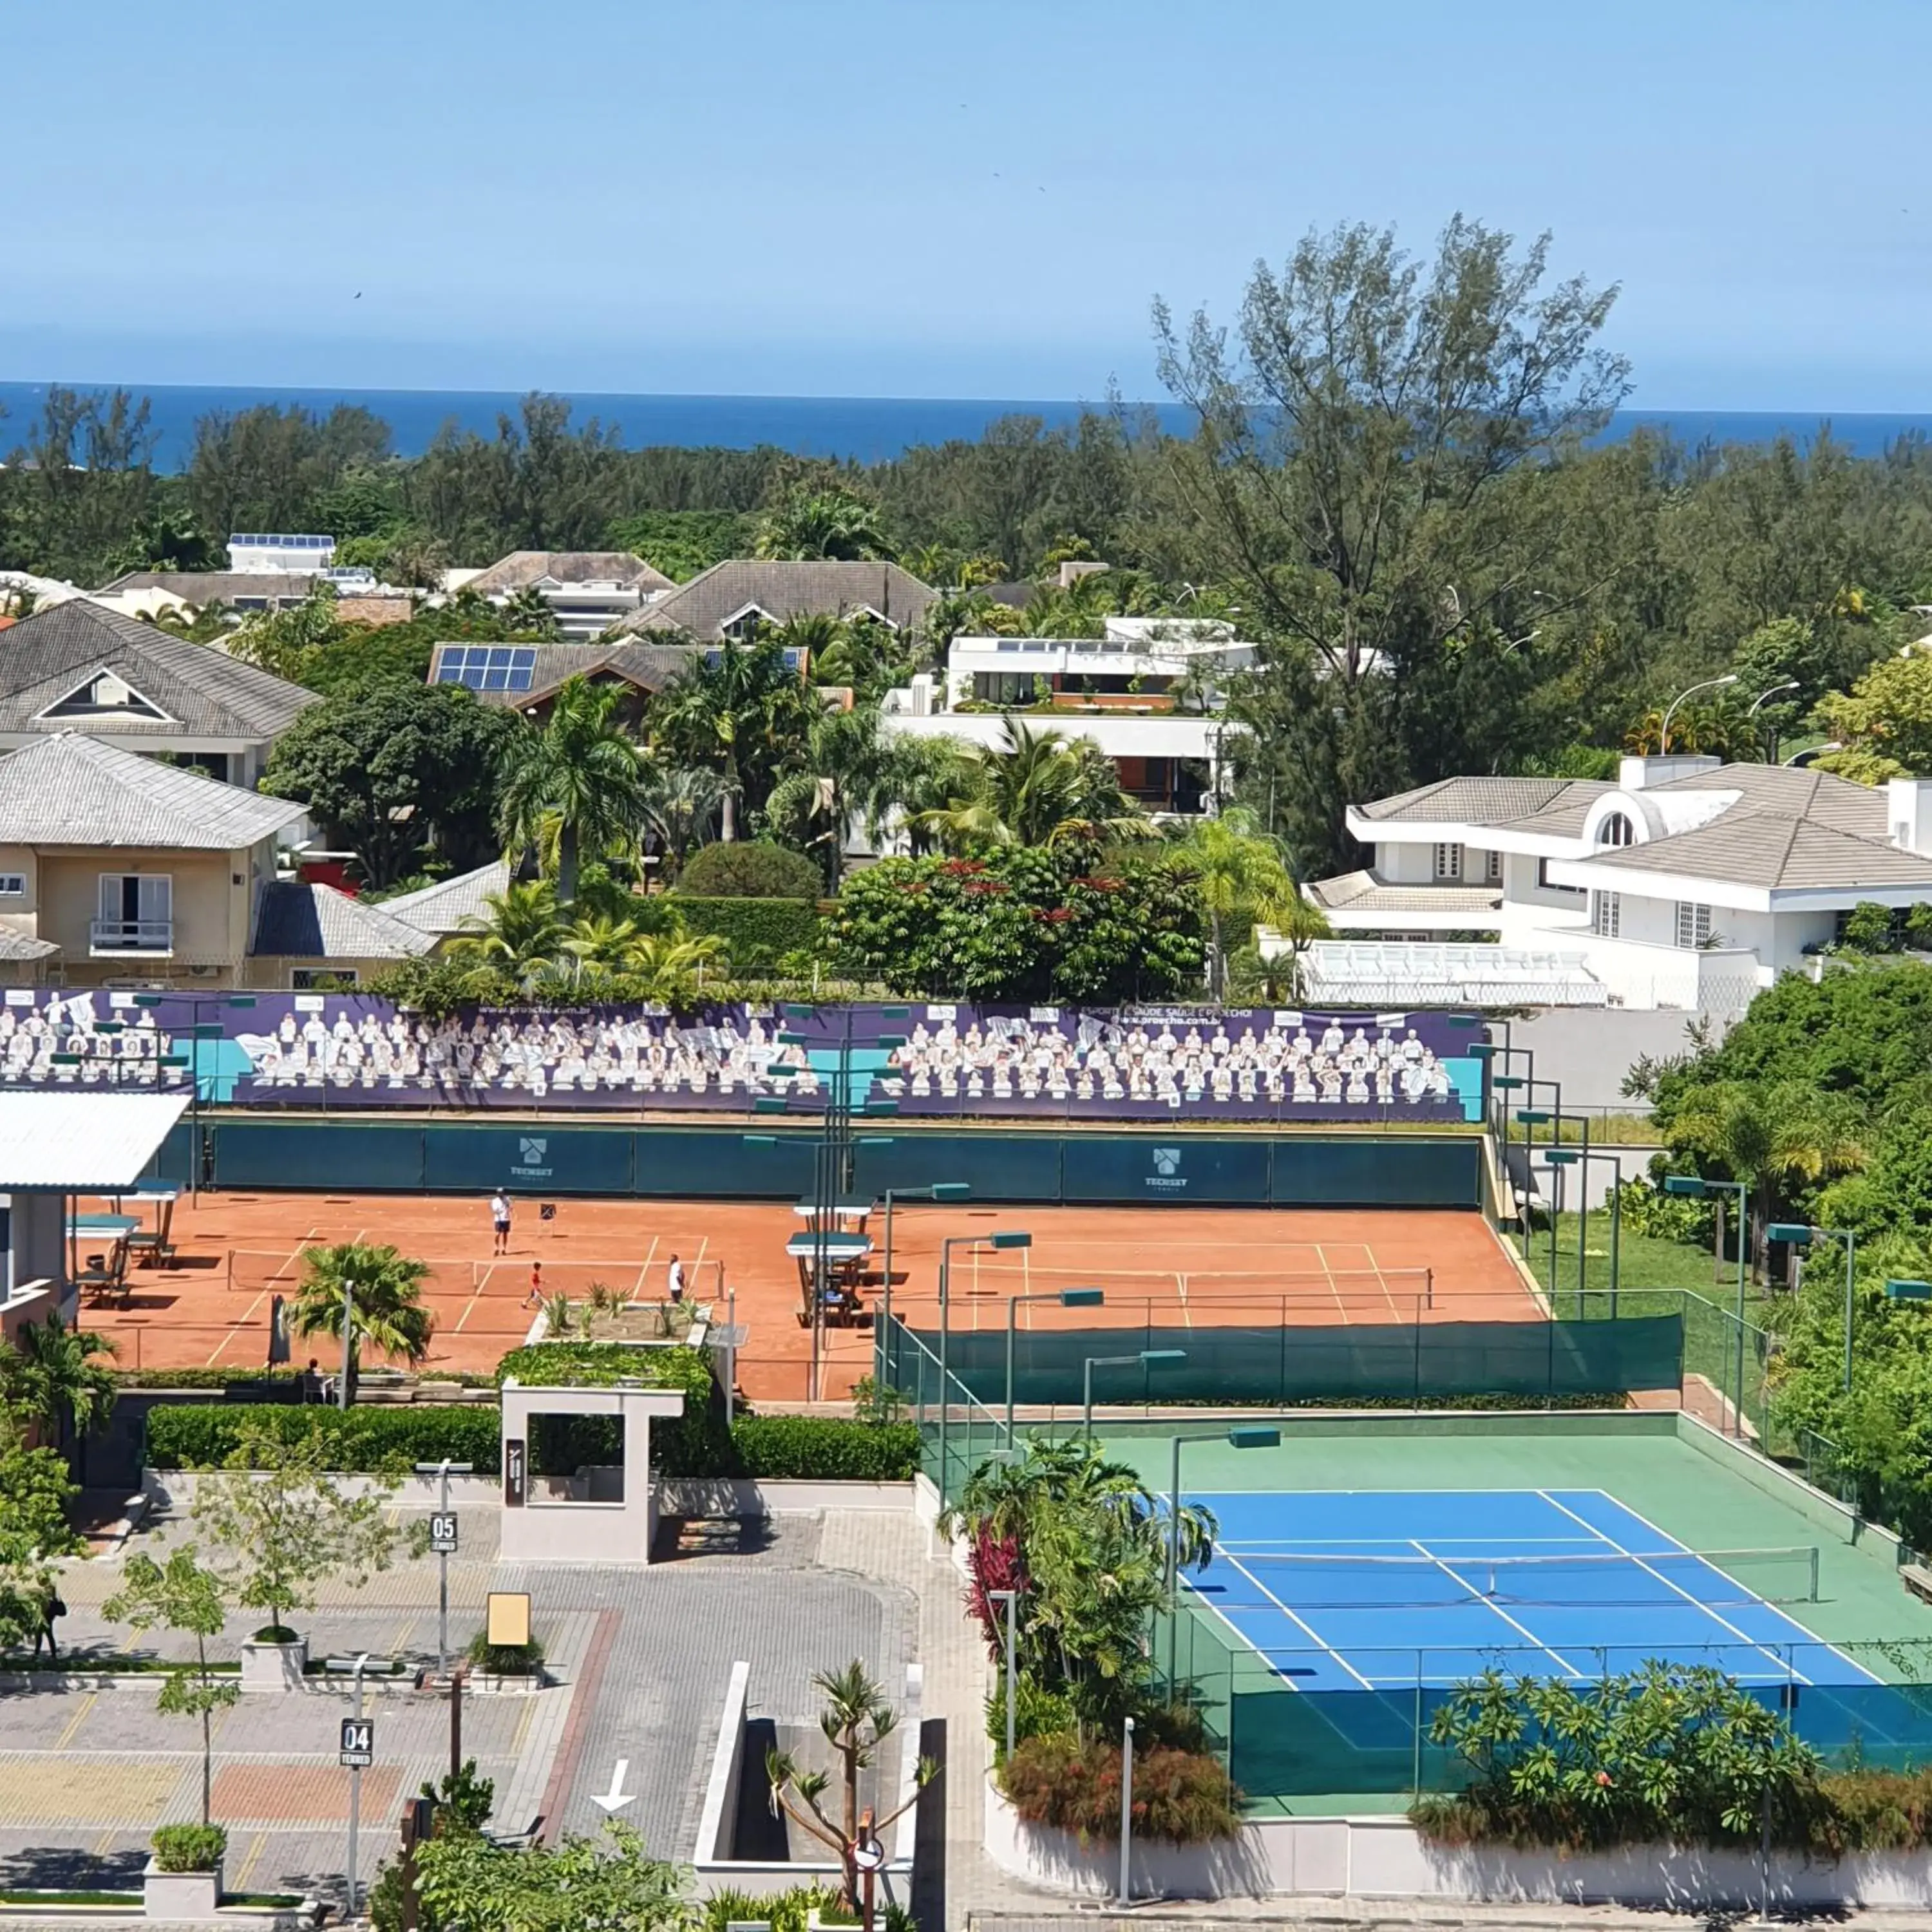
[73,1186,1539,1403]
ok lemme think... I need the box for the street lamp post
[1005,1287,1103,1439]
[878,1181,971,1371]
[1166,1425,1278,1679]
[1082,1349,1186,1437]
[1659,673,1739,754]
[1665,1174,1751,1432]
[939,1230,1031,1502]
[1768,1223,1857,1392]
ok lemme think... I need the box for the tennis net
[1210,1542,1822,1607]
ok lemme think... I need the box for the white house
[1299,754,1932,1013]
[880,618,1249,817]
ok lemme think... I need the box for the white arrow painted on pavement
[592,1759,636,1814]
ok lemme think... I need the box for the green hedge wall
[494,1343,731,1474]
[727,1416,919,1481]
[144,1399,918,1482]
[669,896,820,967]
[145,1403,502,1472]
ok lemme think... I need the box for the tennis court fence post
[1411,1664,1423,1799]
[1412,1314,1423,1410]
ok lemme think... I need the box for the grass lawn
[0,1891,142,1906]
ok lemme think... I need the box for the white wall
[1374,838,1439,884]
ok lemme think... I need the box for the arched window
[1596,811,1634,848]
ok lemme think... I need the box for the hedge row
[728,1416,919,1481]
[144,1396,916,1482]
[146,1403,502,1472]
[669,895,820,967]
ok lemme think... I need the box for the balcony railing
[90,918,174,954]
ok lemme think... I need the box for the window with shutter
[1591,891,1621,938]
[1433,843,1463,881]
[1675,902,1712,949]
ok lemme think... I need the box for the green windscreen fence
[880,1311,1685,1410]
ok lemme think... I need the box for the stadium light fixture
[741,1134,778,1148]
[855,1135,895,1148]
[752,1097,789,1115]
[784,1003,814,1019]
[1515,1109,1551,1126]
[931,1182,971,1201]
[1003,1287,1107,1433]
[989,1231,1032,1250]
[939,1228,1036,1494]
[1662,1175,1707,1197]
[1227,1425,1281,1449]
[879,1005,911,1020]
[1163,1422,1281,1671]
[1886,1279,1932,1302]
[1766,1224,1813,1245]
[876,1033,909,1050]
[1542,1149,1578,1167]
[1083,1348,1188,1435]
[1493,1075,1524,1091]
[775,1030,806,1048]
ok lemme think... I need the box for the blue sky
[8,0,1932,406]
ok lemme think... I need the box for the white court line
[1408,1539,1589,1680]
[1537,1490,1855,1687]
[1213,1552,1376,1690]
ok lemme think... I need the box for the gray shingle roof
[1356,776,1611,826]
[0,927,61,961]
[377,860,511,935]
[1645,762,1887,836]
[1580,811,1932,890]
[616,560,936,639]
[428,642,695,706]
[0,600,316,741]
[0,734,308,848]
[251,881,437,960]
[465,552,676,594]
[95,571,325,605]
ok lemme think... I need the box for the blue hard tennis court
[1182,1488,1879,1689]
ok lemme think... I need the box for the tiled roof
[429,642,695,706]
[0,734,308,849]
[377,860,511,935]
[1580,811,1932,890]
[95,571,327,605]
[0,600,316,740]
[465,552,676,594]
[1645,762,1887,836]
[0,927,60,961]
[251,881,436,960]
[617,560,936,639]
[1356,776,1611,827]
[1305,870,1505,914]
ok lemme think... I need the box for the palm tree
[290,1242,435,1386]
[559,912,649,971]
[629,930,730,1009]
[649,638,816,841]
[449,880,567,976]
[1667,1079,1868,1278]
[912,719,1153,852]
[497,677,649,904]
[1180,806,1329,998]
[498,584,561,639]
[754,484,895,561]
[639,764,724,882]
[1,1312,117,1476]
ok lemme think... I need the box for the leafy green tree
[677,839,822,900]
[0,1401,84,1651]
[448,880,569,984]
[639,765,724,881]
[497,677,649,904]
[831,848,1204,1002]
[414,1820,691,1932]
[104,1549,240,1826]
[1152,217,1628,870]
[186,403,392,538]
[189,1417,402,1643]
[290,1242,435,1380]
[755,483,895,561]
[0,387,164,585]
[1817,651,1932,783]
[261,677,518,887]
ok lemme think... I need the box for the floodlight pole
[339,1277,354,1411]
[1118,1715,1135,1903]
[989,1587,1019,1766]
[1003,1287,1103,1441]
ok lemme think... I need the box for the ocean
[2,381,1929,472]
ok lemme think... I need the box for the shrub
[464,1628,544,1676]
[1841,900,1897,953]
[985,1677,1075,1765]
[701,1884,840,1932]
[679,841,822,900]
[1611,1176,1712,1244]
[672,895,820,967]
[728,1416,920,1481]
[145,1403,500,1472]
[1001,1732,1240,1844]
[495,1343,730,1474]
[152,1824,227,1872]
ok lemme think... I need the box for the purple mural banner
[0,990,1483,1124]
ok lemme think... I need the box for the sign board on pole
[504,1439,526,1506]
[339,1718,374,1767]
[852,1833,886,1872]
[429,1512,459,1554]
[486,1592,531,1647]
[540,1202,557,1221]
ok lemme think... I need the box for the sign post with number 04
[339,1717,374,1768]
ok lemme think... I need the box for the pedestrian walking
[667,1253,685,1304]
[32,1582,64,1659]
[524,1259,544,1310]
[490,1190,511,1256]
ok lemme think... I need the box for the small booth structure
[0,1092,187,1336]
[498,1376,688,1564]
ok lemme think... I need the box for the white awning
[1299,941,1611,1009]
[0,1092,188,1191]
